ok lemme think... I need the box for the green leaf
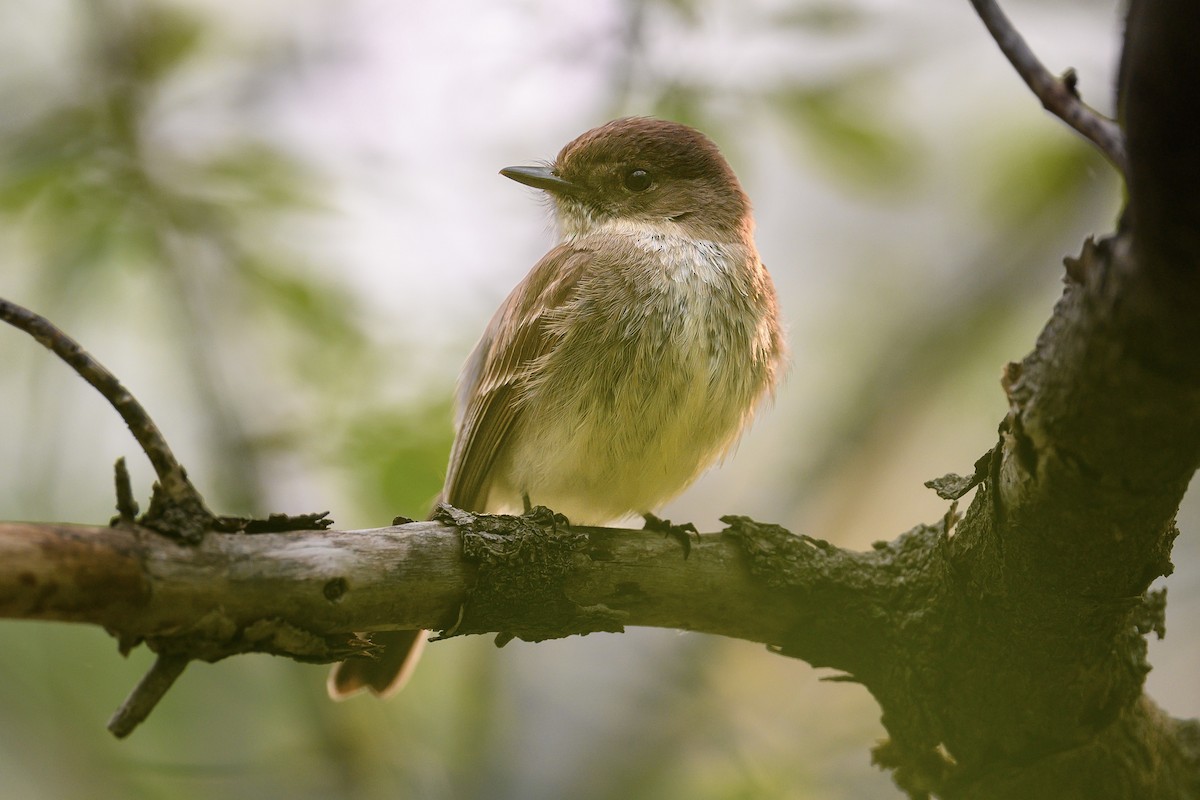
[773,80,917,190]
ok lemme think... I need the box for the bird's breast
[491,229,778,522]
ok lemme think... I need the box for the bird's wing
[441,243,594,511]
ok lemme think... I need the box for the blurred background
[0,0,1191,797]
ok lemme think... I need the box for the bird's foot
[523,503,570,531]
[643,512,699,559]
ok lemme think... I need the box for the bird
[328,116,785,700]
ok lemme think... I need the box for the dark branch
[107,655,190,738]
[0,517,836,654]
[1121,0,1200,335]
[0,510,963,741]
[969,0,1128,175]
[0,297,215,540]
[0,298,190,499]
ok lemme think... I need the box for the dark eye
[623,168,652,192]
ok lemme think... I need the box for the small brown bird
[328,117,785,700]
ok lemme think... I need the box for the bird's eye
[623,168,652,192]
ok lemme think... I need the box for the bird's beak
[500,165,582,197]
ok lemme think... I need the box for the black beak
[500,165,582,196]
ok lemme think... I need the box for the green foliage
[339,399,454,523]
[772,79,918,190]
[0,0,376,518]
[979,127,1107,226]
[770,4,866,32]
[94,3,207,84]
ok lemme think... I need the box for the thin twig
[969,0,1128,176]
[0,297,213,534]
[113,457,139,524]
[107,655,190,738]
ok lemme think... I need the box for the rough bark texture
[0,514,917,661]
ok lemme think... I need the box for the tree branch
[969,0,1128,175]
[0,512,924,660]
[0,298,216,541]
[107,654,190,739]
[1121,0,1200,330]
